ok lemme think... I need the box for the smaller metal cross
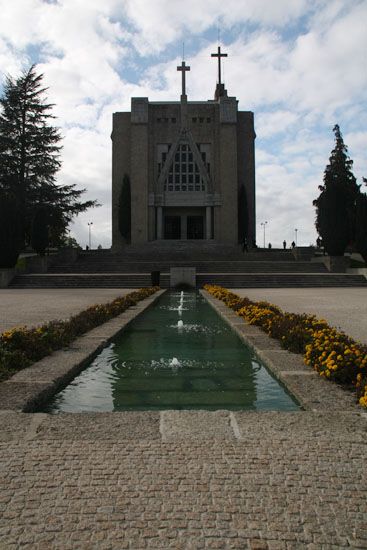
[211,46,228,86]
[177,60,190,97]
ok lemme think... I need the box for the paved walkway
[234,288,367,345]
[1,410,366,549]
[0,289,133,334]
[1,288,366,548]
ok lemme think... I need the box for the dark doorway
[187,216,204,239]
[164,216,181,239]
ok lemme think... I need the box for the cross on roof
[211,46,228,86]
[177,60,190,97]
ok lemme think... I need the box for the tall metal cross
[177,60,190,97]
[211,46,228,86]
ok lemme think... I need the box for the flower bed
[0,287,159,383]
[204,284,367,408]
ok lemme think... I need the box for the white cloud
[0,0,365,248]
[122,0,311,54]
[256,110,299,138]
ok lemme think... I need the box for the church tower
[111,48,256,248]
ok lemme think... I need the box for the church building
[111,48,256,248]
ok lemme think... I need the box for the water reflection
[43,291,299,413]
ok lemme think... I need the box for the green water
[43,291,299,412]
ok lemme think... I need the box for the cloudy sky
[0,0,366,248]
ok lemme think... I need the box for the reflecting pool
[43,291,299,412]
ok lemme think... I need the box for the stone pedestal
[170,267,196,288]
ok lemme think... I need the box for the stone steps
[10,273,367,288]
[48,260,327,274]
[10,274,170,289]
[82,244,298,262]
[196,274,367,288]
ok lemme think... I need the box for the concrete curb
[0,289,166,412]
[201,290,360,413]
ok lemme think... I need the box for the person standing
[283,240,286,250]
[242,237,248,252]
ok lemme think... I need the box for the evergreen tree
[313,125,360,255]
[0,193,21,268]
[31,207,49,255]
[118,174,131,243]
[0,65,97,247]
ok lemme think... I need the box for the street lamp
[295,228,298,247]
[260,221,268,248]
[88,222,93,249]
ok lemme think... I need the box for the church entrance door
[164,216,181,239]
[187,216,204,239]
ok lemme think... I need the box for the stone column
[157,206,163,240]
[206,206,212,239]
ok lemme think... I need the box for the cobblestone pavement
[0,410,366,549]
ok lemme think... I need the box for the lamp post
[88,222,93,249]
[260,221,268,248]
[295,228,298,247]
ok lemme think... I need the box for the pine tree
[118,174,131,243]
[0,65,97,247]
[313,125,360,255]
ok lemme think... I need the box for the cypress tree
[313,125,360,256]
[118,174,131,243]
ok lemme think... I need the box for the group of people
[241,238,296,252]
[241,236,327,253]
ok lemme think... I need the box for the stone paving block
[232,411,366,441]
[0,411,34,441]
[256,350,309,374]
[35,412,161,440]
[281,373,360,411]
[160,410,234,440]
[0,382,55,411]
[230,323,262,335]
[240,334,282,351]
[1,435,366,548]
[7,350,93,384]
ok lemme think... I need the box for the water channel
[42,291,299,413]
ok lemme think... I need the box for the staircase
[10,274,170,289]
[196,273,367,288]
[9,244,367,289]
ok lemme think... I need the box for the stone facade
[111,78,256,249]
